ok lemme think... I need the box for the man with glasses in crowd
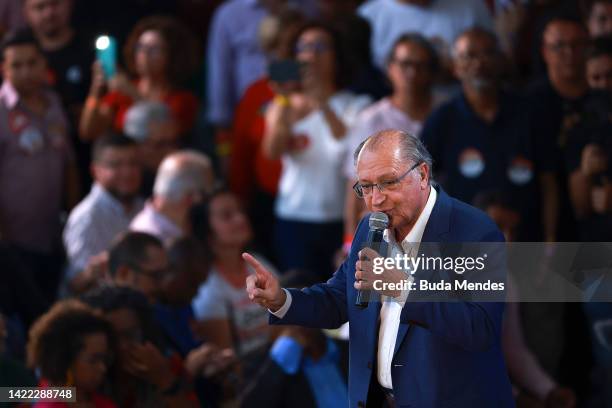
[107,231,168,304]
[243,129,514,408]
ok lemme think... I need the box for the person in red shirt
[229,7,305,261]
[79,16,200,145]
[27,300,118,408]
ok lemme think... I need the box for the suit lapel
[392,185,452,360]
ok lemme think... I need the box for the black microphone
[355,211,389,308]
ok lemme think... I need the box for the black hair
[189,185,233,244]
[0,29,43,62]
[92,133,138,162]
[81,285,163,348]
[540,8,587,47]
[290,20,351,88]
[108,232,163,277]
[27,300,116,384]
[386,32,440,74]
[168,236,212,277]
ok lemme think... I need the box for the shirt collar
[0,80,53,112]
[384,186,437,253]
[0,81,20,109]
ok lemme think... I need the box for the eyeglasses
[98,159,140,169]
[135,43,165,57]
[545,41,587,54]
[295,41,330,55]
[456,49,498,63]
[391,58,430,72]
[353,161,422,198]
[129,263,168,280]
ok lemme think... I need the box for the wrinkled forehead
[356,142,405,181]
[454,32,497,53]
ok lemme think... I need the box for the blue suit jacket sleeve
[270,261,349,329]
[268,218,372,329]
[400,228,507,352]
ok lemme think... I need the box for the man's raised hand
[243,252,286,312]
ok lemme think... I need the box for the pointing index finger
[242,252,269,279]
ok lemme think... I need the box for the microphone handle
[355,228,385,309]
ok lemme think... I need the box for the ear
[420,163,430,188]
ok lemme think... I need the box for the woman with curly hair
[27,300,117,408]
[79,15,200,145]
[82,286,199,408]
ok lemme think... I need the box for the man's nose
[371,187,386,206]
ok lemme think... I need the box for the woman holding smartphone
[79,16,199,144]
[263,22,371,278]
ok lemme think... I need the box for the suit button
[367,361,372,370]
[357,402,365,408]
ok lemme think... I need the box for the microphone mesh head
[369,212,389,230]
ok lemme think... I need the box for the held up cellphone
[95,35,117,79]
[268,59,301,83]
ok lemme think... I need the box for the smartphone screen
[268,59,301,83]
[95,35,117,79]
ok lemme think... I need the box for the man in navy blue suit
[244,129,515,407]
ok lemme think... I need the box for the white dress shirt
[271,186,438,390]
[63,183,143,276]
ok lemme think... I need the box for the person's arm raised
[243,253,286,312]
[261,83,295,160]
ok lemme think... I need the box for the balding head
[153,150,214,202]
[354,129,432,183]
[452,27,499,58]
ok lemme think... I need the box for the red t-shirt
[229,77,281,199]
[101,87,199,136]
[33,380,117,408]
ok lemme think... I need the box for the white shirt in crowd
[63,183,143,277]
[130,201,183,247]
[192,255,277,356]
[359,0,493,68]
[275,91,371,223]
[273,186,438,390]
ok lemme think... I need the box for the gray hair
[153,150,214,201]
[123,101,171,142]
[353,129,433,183]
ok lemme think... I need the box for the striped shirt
[63,183,143,277]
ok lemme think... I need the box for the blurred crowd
[0,0,612,407]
